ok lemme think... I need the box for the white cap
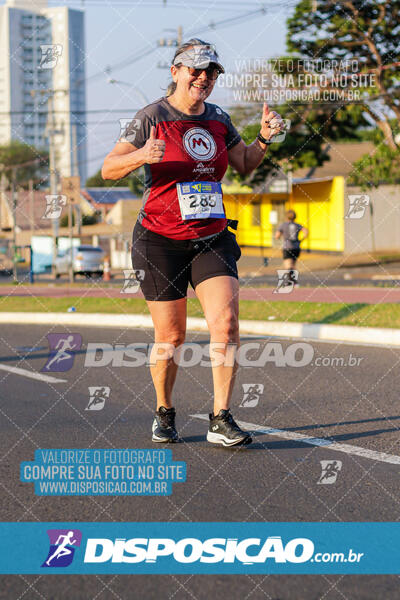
[173,44,224,74]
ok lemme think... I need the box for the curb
[0,312,399,347]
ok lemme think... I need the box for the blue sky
[77,1,293,176]
[4,0,294,177]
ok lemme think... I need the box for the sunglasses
[180,65,221,80]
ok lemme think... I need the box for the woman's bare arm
[227,103,284,176]
[227,139,268,176]
[102,126,165,180]
[102,142,145,180]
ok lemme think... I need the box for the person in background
[275,210,308,286]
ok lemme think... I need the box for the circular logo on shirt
[183,127,217,161]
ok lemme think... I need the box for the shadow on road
[0,349,87,363]
[284,415,400,432]
[312,302,367,324]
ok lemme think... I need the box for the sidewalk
[1,311,400,347]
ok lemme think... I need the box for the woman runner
[102,38,284,447]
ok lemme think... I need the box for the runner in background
[275,210,308,286]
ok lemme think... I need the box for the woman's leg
[147,298,187,409]
[194,275,239,416]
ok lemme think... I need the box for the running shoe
[289,270,299,286]
[207,409,252,447]
[152,406,179,443]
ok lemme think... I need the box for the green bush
[348,145,400,190]
[60,213,98,227]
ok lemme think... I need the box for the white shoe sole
[152,419,178,443]
[207,431,251,447]
[152,434,178,443]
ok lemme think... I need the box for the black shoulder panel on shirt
[140,98,234,125]
[139,97,170,124]
[205,103,232,124]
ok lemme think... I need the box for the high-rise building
[0,0,87,183]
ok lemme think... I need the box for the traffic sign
[61,176,81,204]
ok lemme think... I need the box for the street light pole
[11,168,18,283]
[157,27,183,69]
[46,93,60,277]
[71,123,81,235]
[68,200,74,284]
[31,88,68,278]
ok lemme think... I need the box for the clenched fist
[141,126,166,164]
[260,103,285,142]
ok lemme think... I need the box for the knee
[209,312,239,342]
[155,329,186,347]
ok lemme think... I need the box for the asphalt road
[0,324,399,599]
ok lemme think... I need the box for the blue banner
[0,522,398,574]
[20,449,186,496]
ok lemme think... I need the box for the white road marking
[191,414,400,465]
[0,364,67,384]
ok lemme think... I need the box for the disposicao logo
[83,536,314,564]
[42,529,82,568]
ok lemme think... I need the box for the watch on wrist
[257,132,272,145]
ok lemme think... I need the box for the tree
[86,168,145,196]
[287,0,400,150]
[227,84,367,187]
[86,169,127,187]
[240,107,365,186]
[226,0,400,187]
[348,144,400,189]
[0,141,48,189]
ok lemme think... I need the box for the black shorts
[283,248,301,260]
[131,222,241,301]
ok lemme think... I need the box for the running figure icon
[42,195,66,219]
[45,335,77,371]
[318,460,343,484]
[39,44,62,69]
[42,529,82,568]
[41,333,82,373]
[45,531,77,566]
[86,386,110,411]
[87,387,106,409]
[240,383,264,408]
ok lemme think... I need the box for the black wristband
[257,132,272,145]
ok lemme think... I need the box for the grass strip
[0,296,399,328]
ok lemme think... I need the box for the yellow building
[224,176,345,253]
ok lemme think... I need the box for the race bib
[176,181,225,220]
